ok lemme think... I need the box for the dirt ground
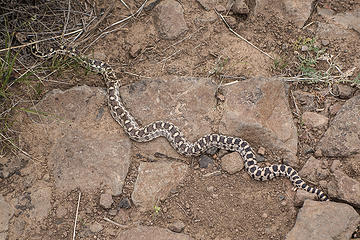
[1,0,360,239]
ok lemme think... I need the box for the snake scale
[27,40,329,202]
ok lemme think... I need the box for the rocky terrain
[0,0,360,239]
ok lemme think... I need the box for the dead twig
[103,217,130,228]
[215,9,274,60]
[72,191,81,240]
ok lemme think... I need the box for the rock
[168,220,185,233]
[119,197,131,209]
[56,205,67,218]
[29,185,52,221]
[328,170,360,207]
[144,0,161,11]
[100,193,113,209]
[298,157,329,182]
[224,16,237,28]
[321,39,329,46]
[19,86,131,196]
[317,96,360,157]
[231,0,249,15]
[196,0,214,11]
[0,195,14,232]
[0,153,28,179]
[199,155,213,168]
[129,44,142,58]
[257,147,265,156]
[330,160,341,173]
[329,102,343,116]
[302,112,328,129]
[286,200,360,240]
[215,4,226,12]
[116,226,193,240]
[132,161,188,210]
[153,0,188,40]
[283,0,313,28]
[333,84,355,99]
[221,152,244,174]
[119,77,216,160]
[220,78,299,167]
[293,190,316,207]
[89,222,103,233]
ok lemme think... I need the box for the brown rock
[232,0,249,15]
[293,189,316,207]
[196,0,214,11]
[299,157,329,182]
[168,220,185,233]
[215,5,226,12]
[20,86,132,196]
[220,78,299,167]
[89,222,103,233]
[100,193,113,209]
[221,152,244,174]
[302,112,328,129]
[29,185,52,221]
[286,200,360,240]
[317,96,360,157]
[333,84,355,99]
[328,170,360,207]
[116,226,193,240]
[293,90,317,112]
[0,195,14,232]
[283,0,313,28]
[132,162,188,210]
[329,102,344,116]
[154,0,188,39]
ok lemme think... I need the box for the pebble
[321,39,330,46]
[99,193,113,209]
[89,222,103,233]
[199,155,213,168]
[168,220,185,233]
[257,147,266,156]
[301,45,309,51]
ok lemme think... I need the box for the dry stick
[103,217,129,228]
[215,10,274,60]
[62,0,72,41]
[0,132,32,158]
[72,192,81,240]
[120,0,130,10]
[0,29,83,53]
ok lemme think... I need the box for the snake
[22,38,329,202]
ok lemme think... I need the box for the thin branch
[72,191,81,240]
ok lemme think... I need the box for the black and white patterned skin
[30,43,330,202]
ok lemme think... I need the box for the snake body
[27,41,329,201]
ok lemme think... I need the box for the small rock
[207,186,215,192]
[0,195,14,232]
[215,4,226,12]
[89,222,103,233]
[119,197,131,209]
[314,149,322,157]
[196,0,214,11]
[329,102,343,116]
[293,90,317,112]
[302,112,328,129]
[206,147,218,155]
[168,220,185,233]
[294,190,316,207]
[333,84,355,99]
[231,0,249,15]
[301,45,309,51]
[328,170,360,207]
[224,16,237,28]
[109,209,118,216]
[321,39,330,46]
[330,160,341,173]
[221,152,244,174]
[56,205,67,218]
[257,147,266,156]
[99,193,113,209]
[153,0,188,40]
[199,155,213,168]
[129,44,142,58]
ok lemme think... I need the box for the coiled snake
[24,40,329,202]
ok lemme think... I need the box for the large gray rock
[286,200,360,240]
[153,0,188,39]
[116,226,193,240]
[29,184,52,221]
[317,96,360,157]
[120,77,217,160]
[132,161,188,210]
[20,86,131,195]
[220,77,299,166]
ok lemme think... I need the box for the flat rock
[132,161,188,210]
[153,0,188,39]
[255,0,313,28]
[116,226,193,240]
[119,77,217,160]
[100,193,114,209]
[0,153,28,179]
[19,86,131,195]
[29,185,52,221]
[221,152,244,174]
[328,170,360,207]
[293,189,316,207]
[302,112,328,129]
[0,195,14,232]
[196,0,214,11]
[318,7,360,34]
[168,220,186,233]
[286,200,360,240]
[317,95,360,157]
[220,77,299,166]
